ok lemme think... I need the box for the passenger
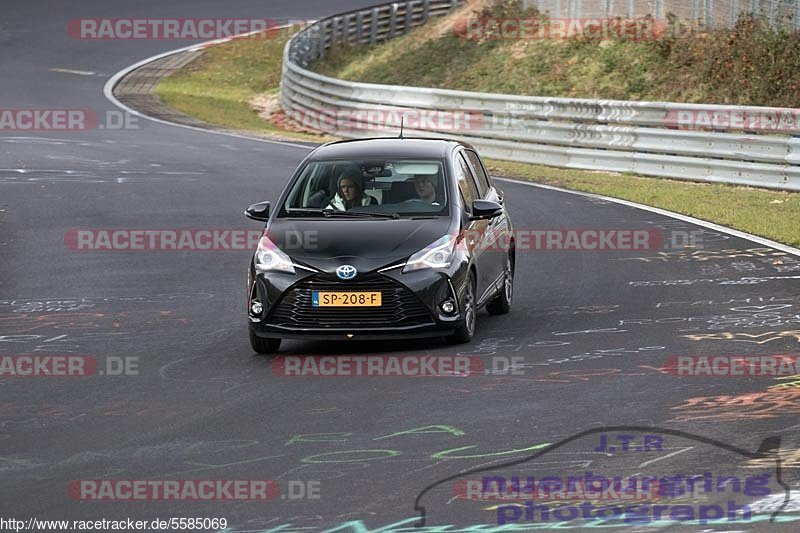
[413,174,440,205]
[327,169,377,210]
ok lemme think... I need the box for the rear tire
[487,253,513,315]
[447,273,476,344]
[249,330,281,354]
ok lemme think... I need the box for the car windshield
[279,159,448,217]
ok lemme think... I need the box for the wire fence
[521,0,800,29]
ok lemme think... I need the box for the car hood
[266,217,453,273]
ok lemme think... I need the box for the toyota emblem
[336,265,357,280]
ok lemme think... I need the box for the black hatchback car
[244,138,514,353]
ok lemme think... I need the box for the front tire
[447,273,476,344]
[249,329,281,354]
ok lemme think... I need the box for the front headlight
[403,234,457,273]
[255,233,295,274]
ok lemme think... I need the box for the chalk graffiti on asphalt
[670,390,800,421]
[655,296,797,308]
[681,330,800,344]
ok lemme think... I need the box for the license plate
[312,291,382,307]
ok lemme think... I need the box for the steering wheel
[400,198,430,206]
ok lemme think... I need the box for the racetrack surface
[1,1,800,531]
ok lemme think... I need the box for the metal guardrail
[280,0,800,191]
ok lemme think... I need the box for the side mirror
[470,199,503,220]
[245,201,270,222]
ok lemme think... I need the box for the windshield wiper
[285,208,400,219]
[285,208,331,216]
[328,211,400,219]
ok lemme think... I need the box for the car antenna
[399,115,404,139]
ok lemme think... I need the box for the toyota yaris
[244,138,514,354]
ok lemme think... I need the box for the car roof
[307,137,475,161]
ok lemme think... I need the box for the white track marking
[495,177,800,257]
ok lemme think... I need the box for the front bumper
[248,263,468,341]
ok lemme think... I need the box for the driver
[413,174,440,205]
[327,169,377,210]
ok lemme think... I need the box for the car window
[280,159,448,217]
[464,150,491,197]
[455,153,479,212]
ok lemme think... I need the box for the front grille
[269,274,434,328]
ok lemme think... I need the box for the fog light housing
[441,300,456,315]
[250,301,264,315]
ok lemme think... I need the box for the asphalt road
[1,1,800,531]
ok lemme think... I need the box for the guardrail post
[331,16,340,45]
[356,12,364,43]
[704,0,714,27]
[296,32,306,63]
[318,19,329,58]
[422,0,430,22]
[729,0,739,27]
[602,0,610,17]
[769,0,777,27]
[389,3,399,39]
[370,8,379,45]
[569,0,580,18]
[627,0,634,18]
[405,0,415,33]
[654,0,664,18]
[343,14,352,41]
[796,0,800,31]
